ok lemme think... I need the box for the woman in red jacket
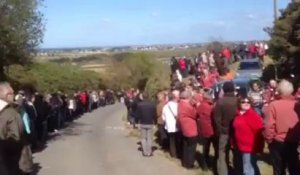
[232,97,264,175]
[196,92,217,170]
[178,90,198,169]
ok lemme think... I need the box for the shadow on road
[32,163,42,175]
[137,141,158,153]
[32,144,48,154]
[46,122,92,142]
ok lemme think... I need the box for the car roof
[239,59,260,63]
[213,78,262,88]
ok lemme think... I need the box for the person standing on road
[156,92,168,150]
[222,47,232,67]
[232,96,264,175]
[132,91,143,128]
[197,92,217,170]
[178,90,198,169]
[136,93,156,157]
[178,57,187,78]
[262,79,279,106]
[264,80,300,175]
[34,94,50,147]
[0,82,33,175]
[162,90,180,158]
[248,81,264,117]
[213,81,238,175]
[170,56,178,74]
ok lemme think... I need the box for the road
[34,104,195,175]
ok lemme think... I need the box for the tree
[105,52,170,98]
[0,0,44,80]
[268,1,300,78]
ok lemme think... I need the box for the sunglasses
[240,100,250,104]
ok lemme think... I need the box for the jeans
[140,124,153,156]
[182,136,198,168]
[242,153,260,175]
[217,134,230,175]
[269,141,300,175]
[253,106,263,118]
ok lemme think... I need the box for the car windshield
[239,62,261,70]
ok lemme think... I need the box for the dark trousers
[182,136,198,168]
[269,141,300,175]
[157,124,168,149]
[298,142,300,162]
[168,132,182,158]
[35,120,48,144]
[203,136,218,167]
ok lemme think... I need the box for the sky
[41,0,290,48]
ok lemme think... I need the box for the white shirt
[201,53,208,64]
[176,70,182,82]
[0,99,8,112]
[92,94,98,102]
[162,101,178,133]
[68,99,75,110]
[208,54,215,67]
[264,43,269,50]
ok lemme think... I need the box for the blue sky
[41,0,290,48]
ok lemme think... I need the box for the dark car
[236,59,263,80]
[212,78,262,100]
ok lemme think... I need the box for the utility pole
[274,0,278,21]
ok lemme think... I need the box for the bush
[8,62,104,94]
[144,63,170,98]
[7,52,171,98]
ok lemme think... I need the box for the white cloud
[246,13,256,20]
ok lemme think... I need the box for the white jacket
[176,70,182,82]
[162,101,178,133]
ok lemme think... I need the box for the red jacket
[249,44,257,54]
[264,96,300,143]
[178,59,186,70]
[194,93,203,104]
[196,99,214,138]
[210,71,220,83]
[178,100,198,137]
[222,48,231,59]
[201,76,214,89]
[233,108,264,153]
[80,92,87,105]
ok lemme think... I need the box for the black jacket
[213,93,238,135]
[136,101,156,125]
